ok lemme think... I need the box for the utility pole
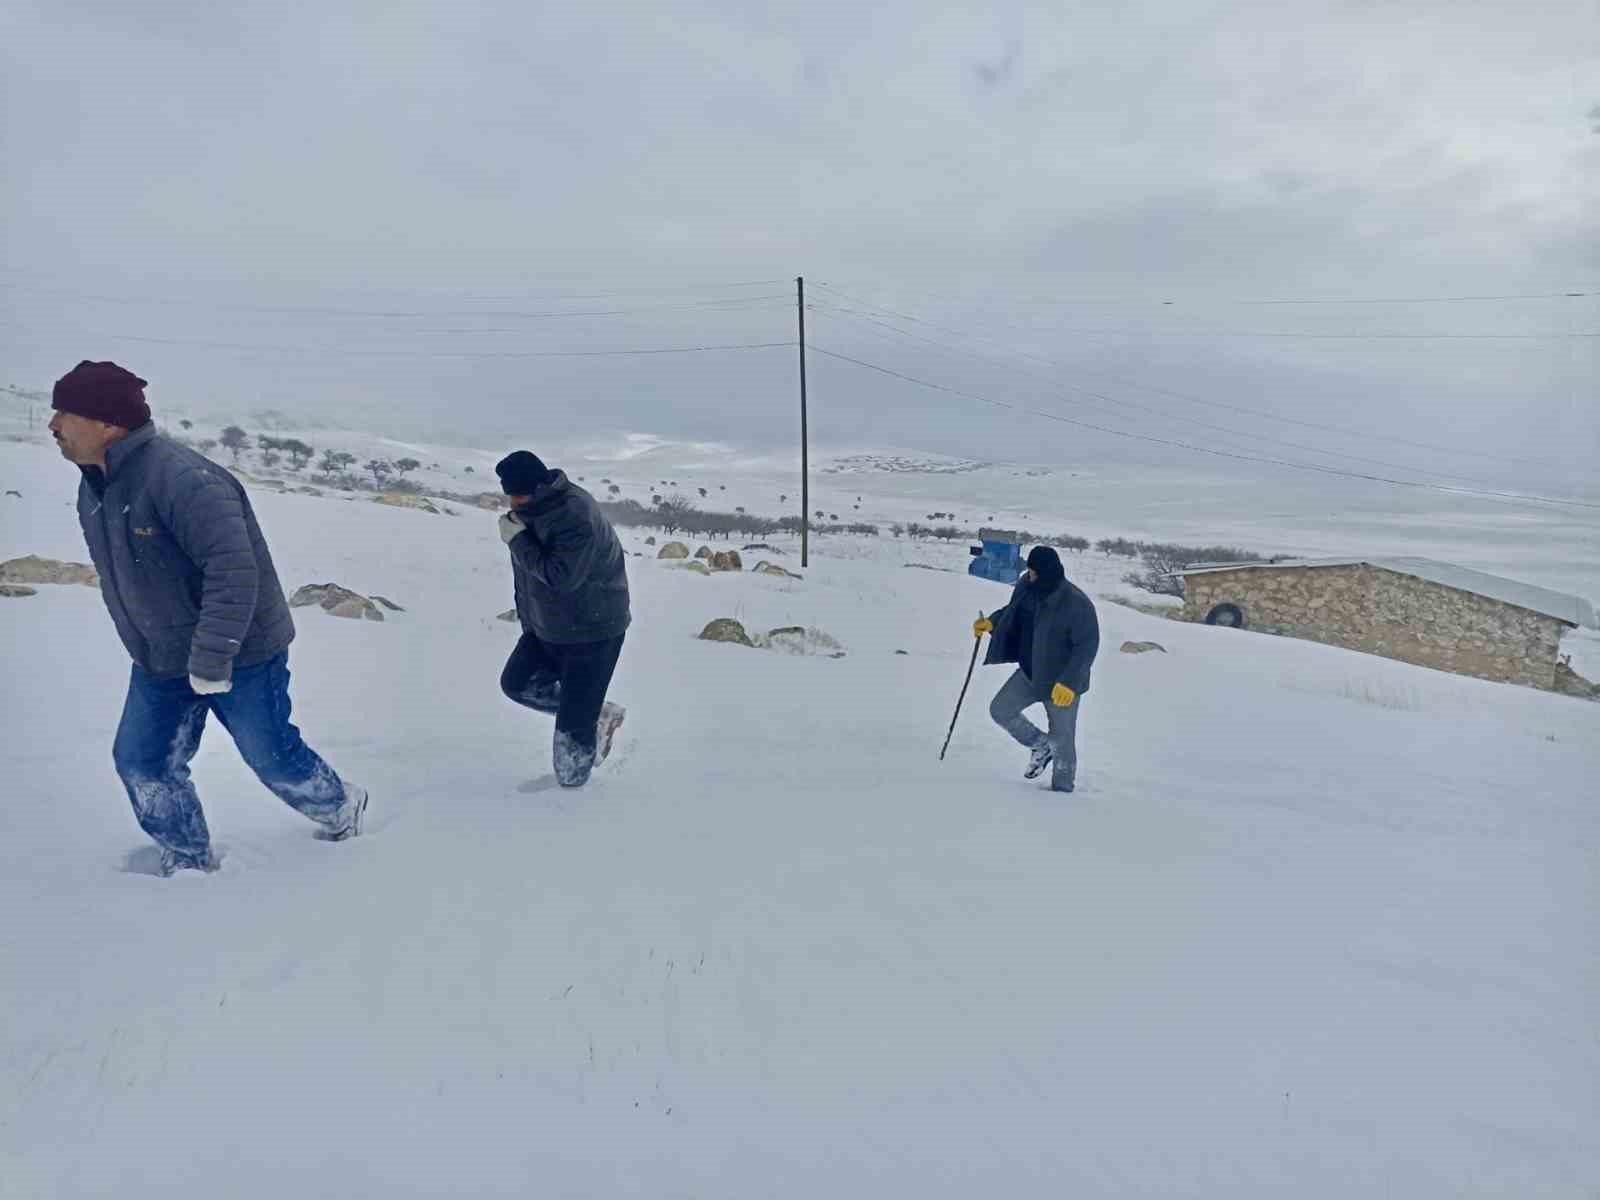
[797,275,809,568]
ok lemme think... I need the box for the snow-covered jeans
[113,651,347,858]
[989,668,1081,792]
[500,632,625,787]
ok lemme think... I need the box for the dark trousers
[112,651,347,857]
[500,632,624,786]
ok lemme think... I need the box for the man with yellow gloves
[973,545,1100,792]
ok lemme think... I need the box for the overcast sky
[3,0,1596,496]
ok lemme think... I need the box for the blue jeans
[113,651,347,857]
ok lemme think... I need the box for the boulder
[370,595,406,612]
[710,550,743,572]
[759,625,845,657]
[497,609,518,622]
[1120,640,1167,654]
[753,561,801,580]
[698,617,754,647]
[326,595,383,621]
[374,493,440,515]
[679,561,711,575]
[694,545,714,560]
[0,583,37,598]
[657,541,690,560]
[0,555,98,587]
[289,582,385,622]
[644,536,657,546]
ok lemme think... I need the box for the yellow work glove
[1050,683,1077,707]
[973,617,994,638]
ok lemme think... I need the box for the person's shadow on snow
[119,845,167,876]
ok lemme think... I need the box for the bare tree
[219,425,249,463]
[656,494,697,534]
[365,459,394,487]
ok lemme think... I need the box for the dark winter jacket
[507,471,631,645]
[984,576,1100,697]
[75,424,295,681]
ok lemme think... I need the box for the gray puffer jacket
[983,576,1100,698]
[508,471,631,644]
[75,423,295,681]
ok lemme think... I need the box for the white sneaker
[322,784,368,841]
[595,703,626,765]
[158,846,218,876]
[1024,742,1053,780]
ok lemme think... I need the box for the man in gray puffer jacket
[495,450,629,788]
[50,361,365,875]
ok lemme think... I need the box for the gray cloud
[2,0,1595,490]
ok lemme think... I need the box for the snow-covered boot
[159,846,218,877]
[1024,741,1054,780]
[321,783,368,841]
[595,702,626,765]
[553,729,595,788]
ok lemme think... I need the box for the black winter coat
[508,472,631,645]
[75,424,295,681]
[984,577,1100,697]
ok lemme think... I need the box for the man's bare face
[506,494,532,508]
[48,411,124,465]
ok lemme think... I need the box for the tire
[1204,602,1245,629]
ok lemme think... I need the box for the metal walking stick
[940,611,986,761]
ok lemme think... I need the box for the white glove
[190,674,231,695]
[498,511,525,545]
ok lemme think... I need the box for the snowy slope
[1,436,1597,1198]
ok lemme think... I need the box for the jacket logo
[133,527,156,537]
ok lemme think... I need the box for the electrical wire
[808,282,1579,468]
[804,301,1547,491]
[806,343,1600,513]
[0,278,793,319]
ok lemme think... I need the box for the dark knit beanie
[1026,545,1065,590]
[51,361,152,429]
[495,450,552,495]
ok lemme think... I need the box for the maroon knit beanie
[51,361,152,429]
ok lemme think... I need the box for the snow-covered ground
[2,430,1597,1197]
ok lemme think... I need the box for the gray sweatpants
[989,669,1081,792]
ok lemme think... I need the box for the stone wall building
[1178,556,1598,692]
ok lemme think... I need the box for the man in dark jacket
[49,361,366,875]
[496,450,629,788]
[973,545,1100,793]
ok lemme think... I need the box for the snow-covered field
[2,429,1597,1197]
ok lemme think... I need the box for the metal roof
[1177,556,1598,629]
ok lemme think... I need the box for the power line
[808,282,1574,468]
[814,282,1594,339]
[804,301,1540,491]
[0,279,793,320]
[806,343,1600,513]
[820,275,1594,307]
[30,327,799,359]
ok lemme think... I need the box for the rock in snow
[0,555,98,587]
[698,617,754,647]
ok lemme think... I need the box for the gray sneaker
[595,702,626,765]
[1024,741,1053,780]
[159,846,218,877]
[320,784,368,841]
